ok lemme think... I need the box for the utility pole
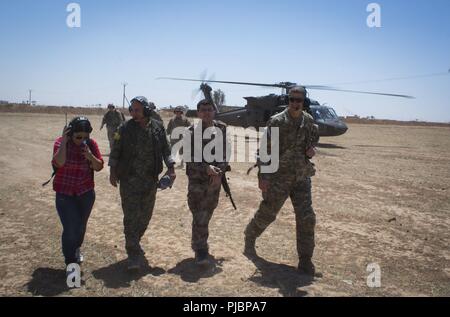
[122,82,128,109]
[28,89,32,105]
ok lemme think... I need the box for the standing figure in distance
[166,106,191,168]
[100,104,125,152]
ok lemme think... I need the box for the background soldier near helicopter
[100,104,125,151]
[148,101,164,123]
[166,106,191,168]
[244,86,320,277]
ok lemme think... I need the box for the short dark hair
[289,86,307,97]
[196,99,213,111]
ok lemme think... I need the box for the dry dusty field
[0,112,449,297]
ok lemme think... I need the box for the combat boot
[243,221,261,257]
[298,259,322,277]
[127,255,141,271]
[195,249,210,266]
[243,234,257,257]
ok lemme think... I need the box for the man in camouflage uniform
[186,99,229,265]
[244,86,320,276]
[166,106,191,168]
[148,101,164,123]
[100,104,125,151]
[109,96,175,271]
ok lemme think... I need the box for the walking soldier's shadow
[92,258,165,289]
[168,255,224,283]
[246,255,314,297]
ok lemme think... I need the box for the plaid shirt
[52,137,104,196]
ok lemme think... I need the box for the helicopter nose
[338,123,348,135]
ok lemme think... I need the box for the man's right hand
[207,165,223,187]
[259,178,269,193]
[110,168,119,187]
[207,165,222,177]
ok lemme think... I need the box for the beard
[290,104,303,112]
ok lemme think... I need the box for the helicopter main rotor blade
[157,77,414,98]
[191,87,202,101]
[157,77,287,88]
[308,87,415,99]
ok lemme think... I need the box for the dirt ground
[0,112,449,297]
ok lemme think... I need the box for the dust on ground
[0,112,449,297]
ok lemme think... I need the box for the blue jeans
[56,190,95,265]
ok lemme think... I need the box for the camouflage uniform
[167,116,191,160]
[149,110,163,123]
[109,118,174,258]
[101,110,125,150]
[186,120,228,256]
[245,108,319,267]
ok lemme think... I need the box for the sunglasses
[289,97,305,103]
[199,108,215,113]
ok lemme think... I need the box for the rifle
[221,165,237,210]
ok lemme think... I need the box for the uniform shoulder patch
[303,111,314,121]
[214,120,227,129]
[268,112,285,126]
[113,131,121,141]
[303,112,316,126]
[271,110,287,120]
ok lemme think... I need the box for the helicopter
[157,77,414,137]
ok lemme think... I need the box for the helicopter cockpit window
[312,109,322,120]
[328,108,338,119]
[312,107,338,120]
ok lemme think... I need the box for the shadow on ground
[168,256,224,283]
[354,144,412,149]
[317,143,346,149]
[26,268,71,296]
[246,255,314,297]
[92,258,165,289]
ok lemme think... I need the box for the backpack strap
[42,164,58,187]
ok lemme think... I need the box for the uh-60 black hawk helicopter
[158,77,414,137]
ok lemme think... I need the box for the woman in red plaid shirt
[52,117,104,268]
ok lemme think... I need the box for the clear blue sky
[1,0,449,122]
